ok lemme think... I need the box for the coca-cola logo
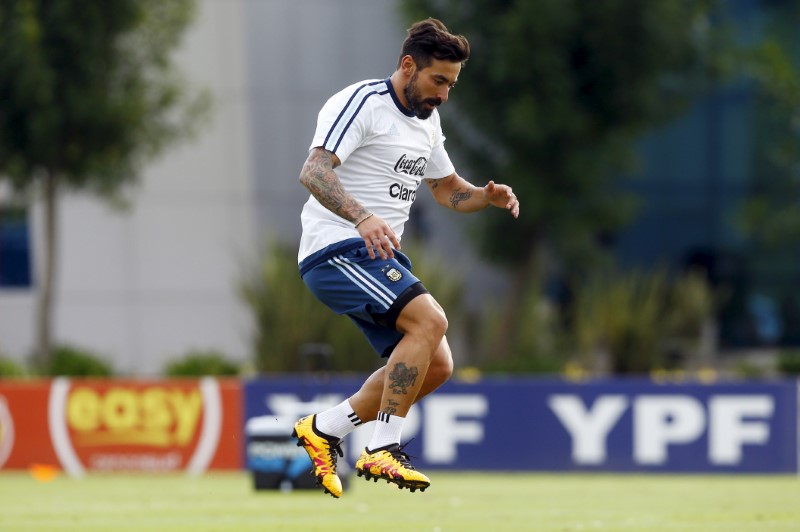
[394,154,428,176]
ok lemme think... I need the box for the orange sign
[0,394,15,468]
[0,379,58,469]
[0,378,242,474]
[66,385,203,447]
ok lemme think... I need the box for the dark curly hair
[398,18,470,69]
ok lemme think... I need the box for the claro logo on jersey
[390,181,419,202]
[394,154,428,176]
[48,378,223,476]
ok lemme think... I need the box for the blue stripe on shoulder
[331,89,389,153]
[322,80,386,153]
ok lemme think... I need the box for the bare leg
[349,294,450,421]
[349,335,453,421]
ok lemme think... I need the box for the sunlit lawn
[1,470,798,531]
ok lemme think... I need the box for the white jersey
[298,78,455,262]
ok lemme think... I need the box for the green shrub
[481,352,563,374]
[777,350,800,375]
[569,268,715,374]
[0,356,26,377]
[240,242,372,373]
[164,350,240,377]
[732,359,766,380]
[44,345,114,376]
[477,279,567,374]
[239,241,465,373]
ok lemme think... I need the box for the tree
[0,0,210,367]
[399,0,716,360]
[737,1,800,246]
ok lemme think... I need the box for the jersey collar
[385,78,415,118]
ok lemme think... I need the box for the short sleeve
[424,126,455,180]
[310,81,384,164]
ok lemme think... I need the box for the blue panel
[0,210,32,288]
[243,377,798,473]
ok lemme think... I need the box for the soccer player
[292,18,519,497]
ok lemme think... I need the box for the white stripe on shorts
[333,256,397,300]
[328,255,395,310]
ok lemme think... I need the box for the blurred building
[1,0,797,374]
[0,0,418,374]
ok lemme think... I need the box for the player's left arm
[426,172,519,218]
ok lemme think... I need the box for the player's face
[404,59,461,120]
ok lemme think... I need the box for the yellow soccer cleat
[292,415,344,498]
[355,443,430,493]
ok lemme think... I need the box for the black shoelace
[390,442,417,470]
[327,439,344,467]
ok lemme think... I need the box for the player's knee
[399,295,448,339]
[428,353,453,386]
[427,306,448,339]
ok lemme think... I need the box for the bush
[44,345,114,376]
[164,350,240,377]
[477,279,567,374]
[777,350,800,375]
[239,241,465,373]
[569,267,715,374]
[0,356,26,377]
[240,242,374,373]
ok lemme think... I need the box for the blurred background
[2,0,800,381]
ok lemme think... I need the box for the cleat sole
[389,479,430,492]
[355,468,430,492]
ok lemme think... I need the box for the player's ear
[400,55,416,76]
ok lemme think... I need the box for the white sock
[367,412,405,451]
[314,399,363,440]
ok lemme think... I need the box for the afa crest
[385,268,403,282]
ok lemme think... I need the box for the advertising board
[244,377,798,473]
[0,378,242,475]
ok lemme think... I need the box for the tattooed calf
[388,362,419,395]
[383,398,401,415]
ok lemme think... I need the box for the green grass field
[1,471,798,531]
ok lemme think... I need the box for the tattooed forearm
[300,149,368,222]
[388,362,419,395]
[449,188,473,209]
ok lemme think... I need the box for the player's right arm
[299,147,365,223]
[299,147,400,259]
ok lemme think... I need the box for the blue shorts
[299,238,429,357]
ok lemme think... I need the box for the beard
[403,72,442,120]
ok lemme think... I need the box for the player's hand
[356,214,401,260]
[484,180,519,218]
